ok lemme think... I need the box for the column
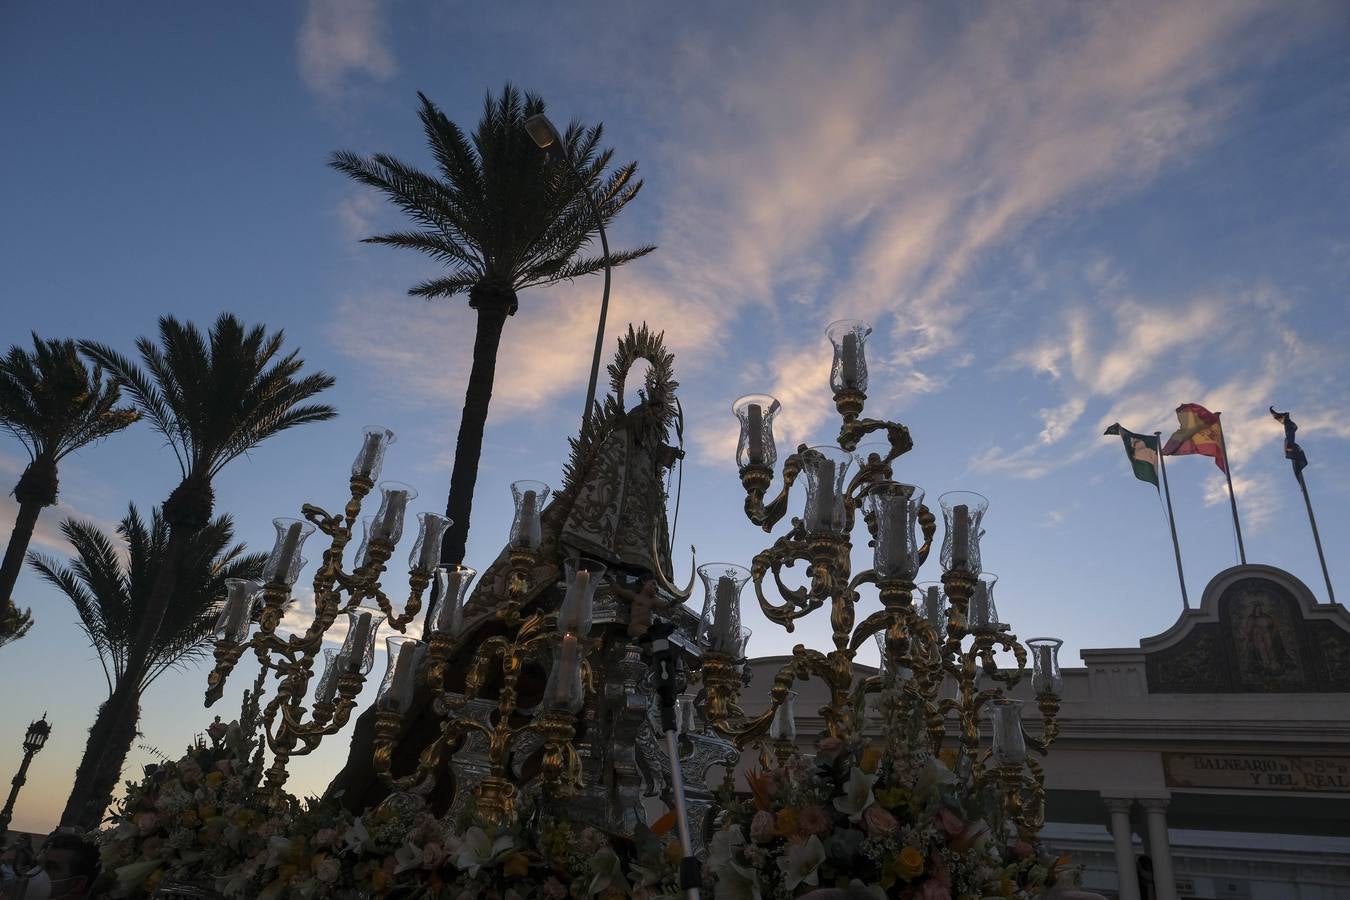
[1103,796,1140,900]
[1141,798,1177,900]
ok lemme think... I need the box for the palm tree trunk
[439,283,517,568]
[62,478,210,825]
[0,457,58,613]
[60,691,140,830]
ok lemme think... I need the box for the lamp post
[0,714,51,846]
[524,112,612,428]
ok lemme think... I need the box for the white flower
[706,828,746,877]
[777,834,826,891]
[713,860,763,900]
[587,847,629,896]
[340,817,370,855]
[453,826,514,877]
[916,755,959,799]
[832,767,878,821]
[394,840,423,874]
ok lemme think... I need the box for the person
[39,832,99,899]
[612,573,671,640]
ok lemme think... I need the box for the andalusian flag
[1162,403,1227,473]
[1270,407,1309,478]
[1104,424,1160,488]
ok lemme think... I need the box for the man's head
[41,832,99,898]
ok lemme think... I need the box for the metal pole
[651,628,701,900]
[1297,471,1335,603]
[1156,433,1190,610]
[1216,413,1247,564]
[0,748,35,845]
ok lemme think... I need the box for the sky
[2,0,1349,834]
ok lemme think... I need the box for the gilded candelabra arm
[752,539,819,630]
[741,447,805,531]
[301,503,343,537]
[704,655,798,749]
[374,709,465,792]
[836,416,913,459]
[204,640,246,706]
[974,631,1028,688]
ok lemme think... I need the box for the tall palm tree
[0,335,139,641]
[330,85,654,570]
[69,313,336,828]
[29,506,266,832]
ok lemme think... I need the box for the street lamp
[0,714,51,845]
[524,112,612,428]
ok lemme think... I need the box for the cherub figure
[613,573,672,639]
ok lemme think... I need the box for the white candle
[883,498,907,571]
[926,586,942,628]
[952,504,970,570]
[346,612,373,673]
[379,490,408,541]
[419,521,442,572]
[747,404,764,465]
[562,569,589,632]
[841,332,858,388]
[355,433,382,478]
[388,643,420,710]
[813,459,837,531]
[552,634,580,708]
[434,569,464,634]
[317,653,342,704]
[970,583,988,628]
[1032,645,1053,694]
[713,575,737,650]
[518,490,540,549]
[273,522,302,584]
[217,590,250,642]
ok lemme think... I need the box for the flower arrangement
[98,689,688,899]
[706,701,1075,900]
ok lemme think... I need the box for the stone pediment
[1115,565,1350,694]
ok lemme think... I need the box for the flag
[1104,424,1160,488]
[1162,403,1227,473]
[1270,406,1309,478]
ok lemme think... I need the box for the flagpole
[1216,412,1247,564]
[1156,431,1190,609]
[1297,469,1335,603]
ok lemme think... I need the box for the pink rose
[817,737,843,754]
[950,819,990,853]
[135,812,158,833]
[214,759,233,776]
[862,804,898,837]
[422,841,447,868]
[934,807,963,840]
[316,857,341,883]
[313,828,337,848]
[543,877,569,899]
[919,878,952,900]
[797,805,832,837]
[1013,840,1035,859]
[749,810,776,844]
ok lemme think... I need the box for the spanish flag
[1162,403,1227,473]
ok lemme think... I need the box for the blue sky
[2,0,1348,832]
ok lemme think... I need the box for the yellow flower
[860,746,883,774]
[938,748,959,770]
[178,809,198,828]
[1000,876,1016,897]
[204,771,224,789]
[664,841,684,866]
[503,853,531,877]
[278,864,298,885]
[893,846,925,880]
[875,787,910,809]
[775,808,799,837]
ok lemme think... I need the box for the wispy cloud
[297,0,396,101]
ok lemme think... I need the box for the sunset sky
[2,0,1348,832]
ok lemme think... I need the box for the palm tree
[69,313,336,828]
[0,335,139,642]
[29,506,265,832]
[330,85,654,570]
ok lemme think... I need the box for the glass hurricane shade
[967,573,1000,632]
[733,394,781,469]
[697,563,751,653]
[542,632,585,713]
[802,445,853,534]
[939,491,988,575]
[853,440,892,483]
[213,578,261,643]
[430,565,477,636]
[371,482,417,544]
[826,319,872,394]
[261,518,315,586]
[352,426,396,481]
[1027,637,1065,697]
[409,512,452,574]
[509,480,550,550]
[916,581,947,642]
[339,605,385,675]
[769,690,798,742]
[559,558,606,636]
[314,649,341,705]
[376,636,425,714]
[873,630,913,680]
[22,717,50,753]
[988,699,1028,766]
[866,482,924,580]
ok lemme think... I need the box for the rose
[950,820,990,853]
[423,841,448,868]
[502,853,531,877]
[1013,840,1035,859]
[135,812,158,833]
[862,804,898,838]
[214,759,233,776]
[750,810,777,843]
[918,877,952,900]
[775,808,799,837]
[860,746,883,774]
[818,736,844,754]
[934,807,963,840]
[797,805,832,837]
[894,846,925,879]
[316,857,341,884]
[313,828,337,849]
[543,877,569,899]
